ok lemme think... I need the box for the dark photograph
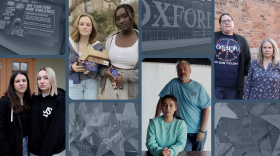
[0,0,65,55]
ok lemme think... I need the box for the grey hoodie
[100,30,139,100]
[69,38,101,81]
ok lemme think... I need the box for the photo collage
[0,0,279,156]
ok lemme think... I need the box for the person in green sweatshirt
[146,94,187,156]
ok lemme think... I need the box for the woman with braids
[146,94,187,156]
[0,71,32,156]
[100,4,139,100]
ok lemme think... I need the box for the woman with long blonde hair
[244,38,280,99]
[69,13,102,100]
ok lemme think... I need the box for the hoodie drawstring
[11,109,13,122]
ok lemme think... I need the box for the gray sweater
[69,38,101,81]
[100,30,139,100]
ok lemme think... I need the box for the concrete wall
[35,58,65,90]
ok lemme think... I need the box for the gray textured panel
[69,103,139,156]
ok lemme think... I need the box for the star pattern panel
[69,103,139,156]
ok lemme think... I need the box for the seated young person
[146,94,187,156]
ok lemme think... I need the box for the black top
[0,96,24,156]
[215,31,251,99]
[29,88,65,156]
[19,106,30,137]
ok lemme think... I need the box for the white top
[109,35,138,69]
[42,93,49,98]
[78,52,82,57]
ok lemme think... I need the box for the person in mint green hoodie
[146,94,187,156]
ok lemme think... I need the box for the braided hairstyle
[113,4,138,30]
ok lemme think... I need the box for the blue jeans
[69,79,99,100]
[30,152,61,156]
[215,85,237,99]
[184,131,207,151]
[23,136,28,156]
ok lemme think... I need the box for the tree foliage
[70,0,138,46]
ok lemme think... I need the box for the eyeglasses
[221,19,232,24]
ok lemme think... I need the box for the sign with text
[0,0,61,42]
[215,103,280,156]
[142,0,211,41]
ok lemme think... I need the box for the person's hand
[196,131,205,142]
[115,74,124,88]
[71,62,85,72]
[104,65,116,82]
[161,148,171,156]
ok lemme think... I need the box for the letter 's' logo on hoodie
[43,107,53,118]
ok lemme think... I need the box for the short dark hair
[219,13,234,24]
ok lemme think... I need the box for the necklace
[165,123,171,130]
[77,42,89,52]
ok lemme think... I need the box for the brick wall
[215,0,280,61]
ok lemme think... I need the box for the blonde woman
[244,39,280,100]
[29,67,65,156]
[69,13,102,100]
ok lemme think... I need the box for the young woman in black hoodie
[0,71,32,156]
[29,67,65,156]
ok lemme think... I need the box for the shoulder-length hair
[257,38,279,68]
[70,13,98,44]
[4,71,32,113]
[161,94,184,120]
[35,67,58,96]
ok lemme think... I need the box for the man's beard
[178,76,188,81]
